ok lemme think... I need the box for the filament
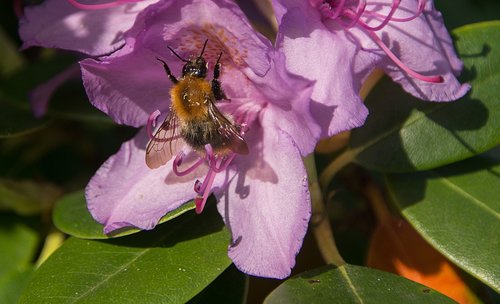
[66,0,142,10]
[146,110,161,140]
[172,152,205,176]
[317,0,443,83]
[368,30,443,83]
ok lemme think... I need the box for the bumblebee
[146,40,249,169]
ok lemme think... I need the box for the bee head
[182,56,208,78]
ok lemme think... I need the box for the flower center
[313,0,443,83]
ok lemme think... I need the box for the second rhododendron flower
[81,0,320,278]
[273,0,471,137]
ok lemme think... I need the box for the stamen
[316,0,442,83]
[341,0,366,28]
[368,30,443,83]
[351,0,401,32]
[329,0,346,20]
[194,169,217,214]
[367,0,426,23]
[147,110,161,139]
[66,0,142,10]
[212,153,236,173]
[172,152,205,176]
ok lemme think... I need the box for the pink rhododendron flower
[77,0,321,278]
[19,0,160,116]
[19,0,159,56]
[272,0,471,137]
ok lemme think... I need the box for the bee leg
[212,52,230,101]
[156,57,178,84]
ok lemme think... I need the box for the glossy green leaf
[350,21,500,172]
[0,268,33,304]
[53,190,196,239]
[436,0,500,30]
[0,178,61,215]
[0,214,39,279]
[20,208,231,304]
[264,264,456,304]
[188,264,247,304]
[386,154,500,292]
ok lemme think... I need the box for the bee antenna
[199,39,208,57]
[167,46,189,63]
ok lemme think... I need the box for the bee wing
[207,101,249,155]
[145,111,186,169]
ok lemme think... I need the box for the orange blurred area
[367,217,478,304]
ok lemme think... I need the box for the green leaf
[385,153,500,292]
[350,21,500,172]
[0,178,61,215]
[0,27,24,76]
[0,268,34,304]
[188,264,247,304]
[264,264,456,304]
[53,190,196,239]
[436,0,500,30]
[0,214,39,279]
[20,208,231,304]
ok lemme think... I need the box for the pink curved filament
[172,152,205,177]
[194,169,216,214]
[366,0,426,23]
[356,0,402,31]
[146,110,161,140]
[341,0,366,29]
[67,0,142,10]
[368,30,443,83]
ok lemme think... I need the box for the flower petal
[277,6,369,137]
[80,42,172,127]
[86,129,205,234]
[246,50,320,155]
[215,123,310,279]
[19,0,159,56]
[138,0,271,76]
[346,0,470,101]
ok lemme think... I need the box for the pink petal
[246,50,320,156]
[356,0,470,101]
[277,6,369,137]
[86,129,207,234]
[19,0,159,56]
[80,42,172,127]
[138,0,271,76]
[215,122,311,279]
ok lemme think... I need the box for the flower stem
[319,149,355,190]
[304,154,345,266]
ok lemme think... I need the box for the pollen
[165,24,248,69]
